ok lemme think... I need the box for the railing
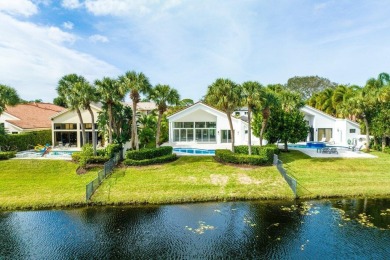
[86,152,121,201]
[273,154,298,198]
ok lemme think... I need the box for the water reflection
[0,199,389,259]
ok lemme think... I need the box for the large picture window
[173,121,216,142]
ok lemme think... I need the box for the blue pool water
[173,148,215,155]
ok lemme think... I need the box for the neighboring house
[301,105,361,145]
[51,103,103,148]
[0,103,65,134]
[233,105,361,146]
[166,102,259,149]
[126,102,157,115]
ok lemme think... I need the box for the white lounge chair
[320,137,327,142]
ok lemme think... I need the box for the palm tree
[0,84,20,114]
[242,81,263,154]
[77,80,98,155]
[95,77,125,144]
[149,84,180,147]
[57,74,87,146]
[119,71,152,150]
[205,78,242,152]
[256,87,279,146]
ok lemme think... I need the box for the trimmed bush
[215,150,269,166]
[71,151,109,164]
[383,147,390,154]
[105,143,121,158]
[0,130,51,151]
[0,151,16,160]
[124,154,177,166]
[126,146,173,160]
[231,145,279,165]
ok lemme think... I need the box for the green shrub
[124,154,177,166]
[0,151,16,160]
[215,149,270,166]
[233,145,279,164]
[126,146,173,160]
[71,152,82,162]
[0,130,51,151]
[383,147,390,154]
[105,143,121,158]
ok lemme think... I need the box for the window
[221,130,233,143]
[349,129,356,133]
[173,121,216,142]
[317,128,332,142]
[235,112,240,116]
[54,123,77,130]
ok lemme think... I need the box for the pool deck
[284,146,377,158]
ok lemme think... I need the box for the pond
[1,198,389,259]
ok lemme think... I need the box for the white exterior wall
[301,105,361,145]
[51,106,102,148]
[167,103,259,147]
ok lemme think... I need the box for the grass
[2,151,390,210]
[0,159,98,210]
[278,150,390,198]
[91,156,293,205]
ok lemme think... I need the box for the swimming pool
[15,150,76,159]
[173,148,215,155]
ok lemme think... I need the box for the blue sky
[1,0,390,102]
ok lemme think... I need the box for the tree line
[1,73,389,153]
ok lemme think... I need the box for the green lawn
[278,150,390,198]
[92,156,293,205]
[0,159,97,210]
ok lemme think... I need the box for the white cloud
[61,0,82,9]
[0,0,38,17]
[47,26,77,44]
[89,34,109,43]
[84,0,181,16]
[0,13,120,102]
[62,21,74,30]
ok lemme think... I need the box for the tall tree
[57,74,87,146]
[95,77,125,144]
[149,84,180,147]
[0,84,20,114]
[205,78,242,152]
[119,71,152,150]
[286,75,337,100]
[242,81,263,154]
[77,80,98,155]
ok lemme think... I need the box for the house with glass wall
[166,102,259,149]
[51,103,102,148]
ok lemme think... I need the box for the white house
[51,103,103,148]
[166,102,259,149]
[0,103,65,134]
[167,103,362,149]
[301,105,361,145]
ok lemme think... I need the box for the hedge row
[0,130,51,151]
[126,146,173,160]
[124,154,177,166]
[215,150,270,166]
[71,143,121,164]
[0,151,16,160]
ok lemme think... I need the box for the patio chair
[328,138,335,144]
[320,137,327,142]
[64,143,70,149]
[330,147,338,154]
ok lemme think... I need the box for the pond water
[1,198,389,259]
